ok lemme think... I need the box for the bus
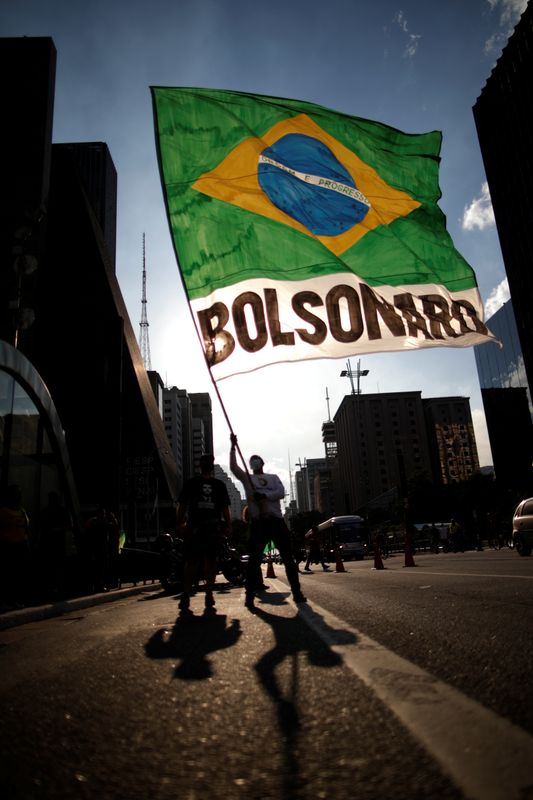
[316,515,368,561]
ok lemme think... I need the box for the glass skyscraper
[475,300,531,413]
[475,300,533,489]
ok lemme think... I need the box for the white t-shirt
[230,450,285,519]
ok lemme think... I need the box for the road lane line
[386,569,533,580]
[269,579,533,800]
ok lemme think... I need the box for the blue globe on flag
[258,133,370,236]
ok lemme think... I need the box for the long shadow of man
[144,610,242,680]
[252,593,357,800]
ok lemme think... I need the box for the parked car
[511,498,533,556]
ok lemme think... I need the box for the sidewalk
[0,580,162,630]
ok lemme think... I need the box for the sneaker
[293,592,307,604]
[178,592,190,610]
[205,591,215,608]
[304,567,312,572]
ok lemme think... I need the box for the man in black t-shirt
[176,454,231,611]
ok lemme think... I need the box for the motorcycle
[156,533,247,593]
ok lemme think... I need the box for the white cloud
[487,0,528,25]
[462,182,495,231]
[485,0,528,53]
[393,10,421,59]
[484,277,510,318]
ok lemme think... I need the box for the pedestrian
[304,525,330,571]
[38,491,73,599]
[230,434,307,609]
[449,518,464,553]
[431,524,440,554]
[487,510,501,550]
[84,506,119,592]
[176,454,232,612]
[0,484,32,609]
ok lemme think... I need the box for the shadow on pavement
[251,592,358,800]
[144,610,242,680]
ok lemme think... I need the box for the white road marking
[269,578,533,800]
[385,568,533,580]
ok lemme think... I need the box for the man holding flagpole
[230,434,306,610]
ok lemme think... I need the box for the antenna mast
[288,451,295,504]
[139,232,152,371]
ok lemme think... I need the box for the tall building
[214,464,243,520]
[295,460,311,512]
[334,391,432,512]
[176,389,194,481]
[0,37,56,349]
[0,37,178,541]
[295,458,325,512]
[319,418,340,516]
[422,397,480,484]
[0,38,77,535]
[53,143,117,270]
[480,387,532,491]
[475,299,533,486]
[190,392,213,469]
[475,300,530,408]
[321,420,337,463]
[473,4,533,494]
[333,390,479,513]
[190,393,213,450]
[162,386,216,489]
[148,370,165,418]
[473,3,533,396]
[162,386,185,491]
[294,456,335,516]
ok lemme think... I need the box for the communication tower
[139,232,152,371]
[322,387,337,463]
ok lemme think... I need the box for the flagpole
[203,345,252,479]
[150,106,251,476]
[171,250,251,475]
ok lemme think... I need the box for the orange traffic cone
[335,545,346,573]
[266,555,277,578]
[372,540,386,570]
[404,536,417,568]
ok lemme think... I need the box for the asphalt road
[296,548,533,736]
[0,549,532,800]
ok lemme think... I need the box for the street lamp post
[340,359,369,395]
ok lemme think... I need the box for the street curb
[0,582,163,630]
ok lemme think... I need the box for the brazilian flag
[152,87,495,380]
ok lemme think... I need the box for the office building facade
[295,458,326,512]
[0,36,178,542]
[475,300,530,406]
[214,464,243,520]
[473,4,533,493]
[334,390,479,513]
[473,3,533,396]
[334,391,432,512]
[190,392,213,469]
[475,299,533,488]
[422,397,480,484]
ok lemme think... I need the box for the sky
[1,0,528,498]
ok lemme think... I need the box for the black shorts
[183,525,222,561]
